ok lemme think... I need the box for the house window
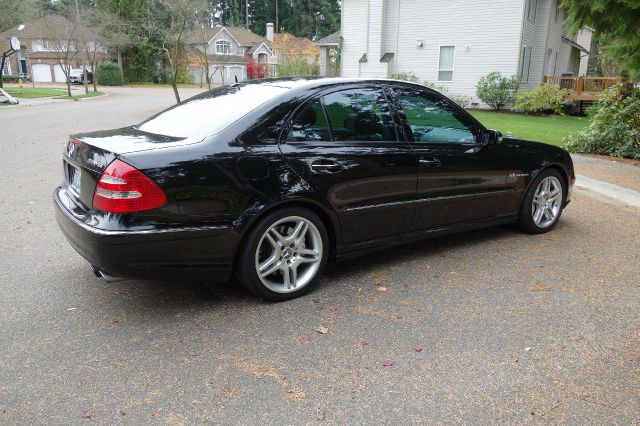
[554,0,563,22]
[527,0,537,21]
[216,40,231,55]
[257,53,268,64]
[520,46,532,82]
[2,60,11,75]
[438,46,455,81]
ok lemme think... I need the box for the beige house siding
[341,0,591,107]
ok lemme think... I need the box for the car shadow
[92,223,527,313]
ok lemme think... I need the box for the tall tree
[561,0,640,78]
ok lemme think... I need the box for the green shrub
[563,83,640,159]
[476,72,520,110]
[277,57,318,77]
[450,94,472,109]
[389,72,420,83]
[97,62,124,86]
[1,75,21,83]
[513,84,569,115]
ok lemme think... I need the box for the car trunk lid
[61,127,199,210]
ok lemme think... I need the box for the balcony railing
[543,76,623,100]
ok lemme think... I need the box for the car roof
[242,77,424,92]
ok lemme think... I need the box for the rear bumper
[53,187,237,282]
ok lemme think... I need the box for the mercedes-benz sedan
[54,78,574,301]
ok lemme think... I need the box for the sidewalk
[571,154,640,210]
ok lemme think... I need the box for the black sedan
[54,78,575,301]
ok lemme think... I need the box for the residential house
[316,31,341,77]
[0,15,103,83]
[340,0,592,105]
[187,24,277,85]
[273,32,319,68]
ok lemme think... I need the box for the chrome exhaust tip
[89,265,124,283]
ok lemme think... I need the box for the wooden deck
[543,76,623,101]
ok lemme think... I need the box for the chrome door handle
[311,161,342,171]
[419,157,441,167]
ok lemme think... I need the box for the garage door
[53,64,69,82]
[32,64,52,82]
[227,66,244,84]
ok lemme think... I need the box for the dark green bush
[563,83,640,159]
[476,72,520,110]
[97,62,125,86]
[1,75,21,83]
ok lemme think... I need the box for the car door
[279,85,417,245]
[389,84,512,230]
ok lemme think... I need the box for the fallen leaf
[315,326,328,334]
[382,359,395,367]
[286,389,306,400]
[361,340,369,347]
[300,335,312,343]
[396,315,403,320]
[150,411,158,417]
[376,286,388,292]
[81,410,92,419]
[525,347,531,352]
[188,350,199,357]
[414,346,423,353]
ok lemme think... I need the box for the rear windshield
[136,84,289,138]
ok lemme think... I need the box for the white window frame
[527,0,537,22]
[520,45,532,82]
[2,59,11,75]
[437,45,455,82]
[215,40,231,55]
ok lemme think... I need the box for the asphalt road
[1,87,639,424]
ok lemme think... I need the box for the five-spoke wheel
[518,169,565,233]
[237,207,328,301]
[255,216,323,293]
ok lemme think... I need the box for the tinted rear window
[136,84,289,138]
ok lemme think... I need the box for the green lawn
[3,87,104,100]
[469,110,590,147]
[4,87,68,98]
[54,91,105,100]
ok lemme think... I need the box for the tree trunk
[117,49,123,73]
[171,80,180,103]
[67,80,72,97]
[83,67,89,95]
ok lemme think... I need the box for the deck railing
[543,76,623,100]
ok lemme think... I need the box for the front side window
[438,46,455,81]
[394,90,476,144]
[216,40,231,54]
[288,100,331,142]
[322,88,397,142]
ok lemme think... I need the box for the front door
[389,85,512,230]
[279,86,417,245]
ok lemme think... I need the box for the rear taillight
[93,159,166,213]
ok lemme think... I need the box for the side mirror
[483,129,503,145]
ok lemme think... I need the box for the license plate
[68,163,81,194]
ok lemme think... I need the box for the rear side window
[322,88,397,142]
[288,100,331,142]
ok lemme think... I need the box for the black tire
[236,206,329,302]
[517,169,566,234]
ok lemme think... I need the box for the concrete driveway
[0,87,638,424]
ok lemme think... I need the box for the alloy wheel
[254,216,323,294]
[531,176,563,228]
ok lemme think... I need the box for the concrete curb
[576,174,640,209]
